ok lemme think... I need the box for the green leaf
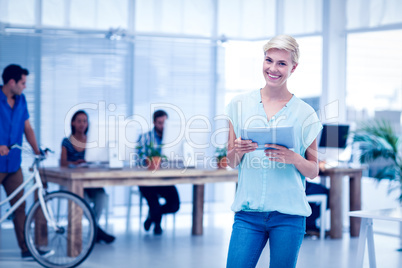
[352,119,402,203]
[215,144,227,159]
[136,140,166,160]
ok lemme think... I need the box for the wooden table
[319,167,365,238]
[349,208,402,268]
[40,167,238,236]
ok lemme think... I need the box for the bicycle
[0,145,97,268]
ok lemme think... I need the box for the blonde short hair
[263,35,300,65]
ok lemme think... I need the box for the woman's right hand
[234,137,258,154]
[227,121,258,168]
[227,136,258,168]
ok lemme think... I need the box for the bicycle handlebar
[9,144,53,161]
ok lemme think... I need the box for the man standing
[0,64,41,259]
[137,110,180,235]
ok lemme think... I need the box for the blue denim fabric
[226,211,305,268]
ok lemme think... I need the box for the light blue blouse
[225,89,323,216]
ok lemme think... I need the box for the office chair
[306,194,328,240]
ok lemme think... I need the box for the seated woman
[60,110,115,244]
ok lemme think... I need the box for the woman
[60,110,115,244]
[225,35,322,268]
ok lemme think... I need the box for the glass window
[0,0,35,25]
[288,36,323,98]
[70,0,97,28]
[223,40,266,105]
[347,0,402,29]
[134,37,214,117]
[218,0,276,39]
[133,37,217,155]
[69,0,128,29]
[181,0,213,36]
[135,0,213,36]
[42,0,65,27]
[97,0,128,30]
[40,37,133,165]
[283,0,323,35]
[346,30,402,116]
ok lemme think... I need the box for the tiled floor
[1,212,402,268]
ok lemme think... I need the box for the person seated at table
[136,110,180,235]
[60,110,115,244]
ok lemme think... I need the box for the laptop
[84,141,123,169]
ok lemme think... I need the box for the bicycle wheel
[24,191,97,268]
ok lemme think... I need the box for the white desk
[349,208,402,268]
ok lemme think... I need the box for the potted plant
[215,145,228,169]
[136,141,167,171]
[353,120,402,203]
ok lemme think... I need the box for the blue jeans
[226,211,305,268]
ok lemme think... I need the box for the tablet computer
[241,126,294,150]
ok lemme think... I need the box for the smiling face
[262,48,297,89]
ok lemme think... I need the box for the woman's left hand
[264,144,300,164]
